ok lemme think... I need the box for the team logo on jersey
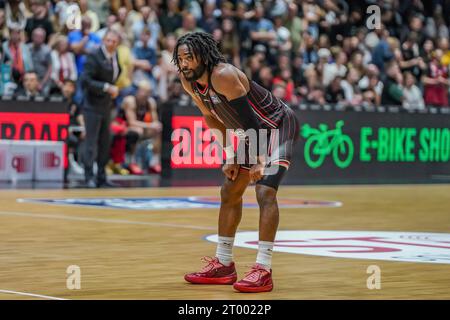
[17,197,341,210]
[209,93,221,104]
[205,230,450,264]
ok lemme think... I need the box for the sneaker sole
[184,274,237,285]
[233,283,273,293]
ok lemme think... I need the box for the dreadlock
[172,32,226,74]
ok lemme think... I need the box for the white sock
[215,236,234,266]
[256,241,274,271]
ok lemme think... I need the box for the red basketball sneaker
[184,257,237,285]
[233,264,273,293]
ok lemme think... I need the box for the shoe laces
[199,256,221,273]
[243,264,269,283]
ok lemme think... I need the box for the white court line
[0,289,68,300]
[0,210,216,231]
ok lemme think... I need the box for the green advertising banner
[164,104,450,185]
[284,107,450,184]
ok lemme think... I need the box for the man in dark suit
[81,29,121,188]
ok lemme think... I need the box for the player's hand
[222,163,240,181]
[249,163,265,183]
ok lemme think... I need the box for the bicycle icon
[301,120,354,169]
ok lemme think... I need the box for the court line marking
[0,289,68,300]
[0,210,217,231]
[17,197,342,211]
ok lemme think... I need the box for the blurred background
[0,0,449,188]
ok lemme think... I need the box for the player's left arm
[211,67,266,181]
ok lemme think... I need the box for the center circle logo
[205,231,450,264]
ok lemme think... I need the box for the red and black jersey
[191,73,289,130]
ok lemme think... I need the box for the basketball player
[174,32,299,293]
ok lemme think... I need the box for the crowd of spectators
[1,0,450,176]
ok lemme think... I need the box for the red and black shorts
[239,107,299,190]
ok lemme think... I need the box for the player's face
[177,44,206,82]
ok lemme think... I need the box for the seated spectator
[68,16,101,103]
[219,18,240,67]
[174,12,203,38]
[322,49,347,87]
[96,14,117,40]
[422,49,449,107]
[25,0,53,43]
[114,29,135,107]
[358,64,383,105]
[14,70,43,98]
[121,81,162,174]
[2,26,34,86]
[131,6,160,49]
[299,31,318,66]
[159,0,182,36]
[132,27,157,90]
[50,35,78,95]
[340,68,363,107]
[69,16,101,75]
[403,71,425,110]
[27,27,52,95]
[198,1,219,34]
[88,0,110,28]
[79,0,100,33]
[381,60,404,106]
[154,33,178,102]
[273,68,296,103]
[325,76,345,104]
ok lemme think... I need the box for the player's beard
[182,63,206,82]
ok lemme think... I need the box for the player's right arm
[180,76,229,148]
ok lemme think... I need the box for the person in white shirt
[402,71,425,110]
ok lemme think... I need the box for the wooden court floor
[0,184,449,300]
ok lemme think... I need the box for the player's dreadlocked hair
[172,32,226,74]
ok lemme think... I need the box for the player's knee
[221,183,243,205]
[255,184,277,208]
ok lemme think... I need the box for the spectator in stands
[0,9,7,44]
[381,60,404,106]
[198,1,219,34]
[371,25,394,72]
[4,0,27,31]
[422,49,449,107]
[131,5,160,50]
[340,68,363,107]
[28,27,52,95]
[174,12,203,38]
[2,26,33,86]
[437,37,450,67]
[14,70,42,98]
[325,76,345,105]
[159,0,182,36]
[249,3,276,54]
[79,0,100,33]
[154,33,178,102]
[323,49,347,87]
[132,27,157,90]
[121,80,162,174]
[114,27,135,107]
[54,0,79,33]
[359,64,383,106]
[403,71,425,110]
[219,17,240,67]
[69,16,101,75]
[300,30,318,66]
[96,14,117,40]
[25,0,53,43]
[50,34,77,95]
[88,0,110,27]
[68,16,101,103]
[283,2,305,53]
